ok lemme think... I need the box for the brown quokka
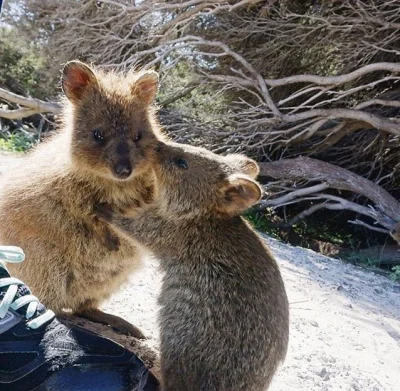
[96,141,290,391]
[0,60,163,338]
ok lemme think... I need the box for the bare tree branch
[259,156,400,219]
[259,156,400,232]
[264,62,400,87]
[159,85,197,106]
[261,183,330,207]
[0,108,40,120]
[0,88,61,114]
[348,219,390,235]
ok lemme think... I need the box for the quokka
[0,60,164,338]
[96,141,289,390]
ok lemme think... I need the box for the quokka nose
[114,160,132,179]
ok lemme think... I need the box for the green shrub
[0,27,52,99]
[0,131,37,152]
[390,265,400,281]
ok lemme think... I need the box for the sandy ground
[70,235,400,391]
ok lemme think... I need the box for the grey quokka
[96,141,289,391]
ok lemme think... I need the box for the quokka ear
[225,155,260,179]
[221,175,262,215]
[62,60,98,103]
[131,70,159,105]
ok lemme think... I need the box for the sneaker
[0,246,159,391]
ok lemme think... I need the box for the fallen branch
[259,156,400,233]
[0,108,39,120]
[348,219,390,235]
[0,88,61,119]
[261,183,330,207]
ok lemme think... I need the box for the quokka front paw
[92,206,120,251]
[118,204,140,219]
[94,203,116,223]
[103,226,120,251]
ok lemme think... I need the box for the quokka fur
[96,141,290,390]
[390,222,400,244]
[0,60,163,338]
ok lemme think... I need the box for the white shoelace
[0,246,55,329]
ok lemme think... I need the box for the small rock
[374,287,383,295]
[310,320,319,327]
[317,368,327,378]
[337,285,344,291]
[352,384,360,391]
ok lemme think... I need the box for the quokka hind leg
[74,301,146,340]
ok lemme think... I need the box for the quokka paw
[103,227,120,251]
[94,203,115,222]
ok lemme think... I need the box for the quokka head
[61,60,162,181]
[153,141,262,217]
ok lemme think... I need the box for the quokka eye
[93,129,105,143]
[134,132,142,142]
[175,158,188,170]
